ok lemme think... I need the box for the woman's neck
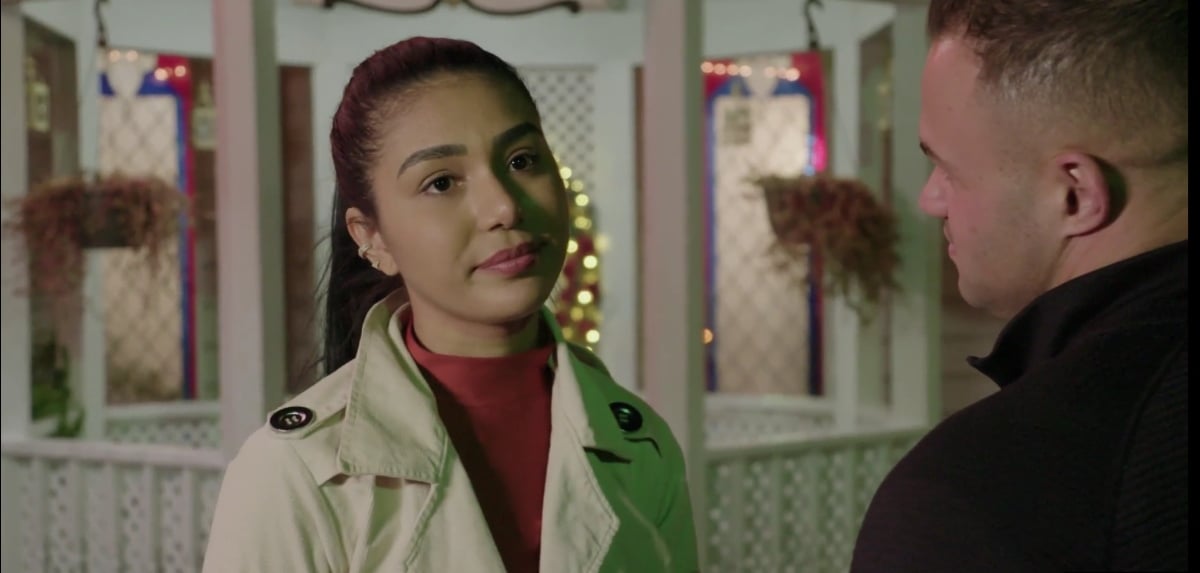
[408,303,544,358]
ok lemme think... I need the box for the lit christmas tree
[551,163,603,349]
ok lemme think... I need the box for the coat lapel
[339,297,633,572]
[336,296,506,572]
[539,338,627,573]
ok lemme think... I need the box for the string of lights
[550,162,603,349]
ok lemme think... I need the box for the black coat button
[270,406,314,432]
[610,402,643,433]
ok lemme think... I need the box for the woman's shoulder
[228,361,358,484]
[564,343,686,465]
[204,367,358,571]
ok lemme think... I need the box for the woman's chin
[470,282,556,323]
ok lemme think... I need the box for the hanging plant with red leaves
[5,173,188,302]
[755,173,901,320]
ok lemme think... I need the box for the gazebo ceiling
[292,0,626,16]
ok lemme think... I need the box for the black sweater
[851,240,1188,572]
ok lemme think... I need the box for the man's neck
[1051,198,1188,290]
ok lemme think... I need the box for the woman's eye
[508,153,538,171]
[426,176,453,194]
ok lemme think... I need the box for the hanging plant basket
[5,173,188,301]
[79,188,134,248]
[755,173,901,320]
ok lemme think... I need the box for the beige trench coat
[201,295,698,572]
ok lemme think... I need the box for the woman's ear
[1053,151,1115,238]
[345,207,398,275]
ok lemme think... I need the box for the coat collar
[970,240,1188,386]
[334,291,636,481]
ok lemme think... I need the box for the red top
[404,321,554,573]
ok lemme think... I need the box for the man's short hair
[928,0,1187,165]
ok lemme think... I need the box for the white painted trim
[706,424,927,461]
[706,393,833,415]
[0,437,225,469]
[105,400,221,421]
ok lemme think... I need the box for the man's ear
[345,207,397,275]
[1053,151,1114,238]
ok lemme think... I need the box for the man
[852,1,1187,571]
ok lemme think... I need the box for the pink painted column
[211,0,287,460]
[639,0,707,563]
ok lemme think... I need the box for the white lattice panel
[712,90,817,397]
[705,431,923,573]
[1,442,224,573]
[196,469,222,563]
[707,406,833,445]
[703,396,902,447]
[47,461,83,572]
[106,418,220,449]
[98,91,185,404]
[520,66,595,193]
[15,458,48,572]
[159,469,196,573]
[84,464,121,570]
[519,67,605,348]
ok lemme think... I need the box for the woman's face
[347,73,569,331]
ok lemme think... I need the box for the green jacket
[202,293,698,572]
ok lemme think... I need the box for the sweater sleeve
[1108,370,1188,571]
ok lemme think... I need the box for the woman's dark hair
[322,37,540,376]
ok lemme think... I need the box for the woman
[202,37,698,573]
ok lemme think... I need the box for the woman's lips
[476,241,541,276]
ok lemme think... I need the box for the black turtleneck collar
[968,240,1188,387]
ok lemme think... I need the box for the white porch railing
[5,397,925,573]
[103,402,222,449]
[0,438,225,573]
[705,425,924,573]
[31,401,223,449]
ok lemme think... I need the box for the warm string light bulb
[702,60,802,82]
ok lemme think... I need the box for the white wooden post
[1,2,31,441]
[830,298,860,429]
[887,3,939,425]
[825,31,863,431]
[76,0,107,441]
[591,61,638,390]
[1,7,31,572]
[212,0,287,460]
[640,0,707,564]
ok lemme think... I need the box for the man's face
[918,35,1062,318]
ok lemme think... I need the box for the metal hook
[95,0,109,49]
[803,0,824,51]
